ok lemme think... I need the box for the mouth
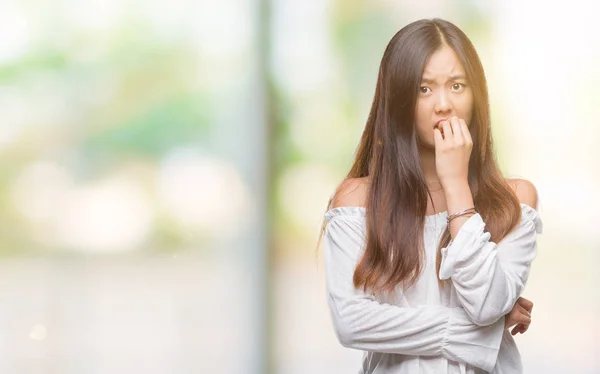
[434,118,448,129]
[433,118,449,139]
[433,118,448,134]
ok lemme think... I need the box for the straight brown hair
[318,18,522,296]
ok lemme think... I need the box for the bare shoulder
[329,177,370,209]
[506,178,539,211]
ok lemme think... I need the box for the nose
[434,91,452,114]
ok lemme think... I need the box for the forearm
[443,180,476,239]
[328,295,504,371]
[438,205,541,325]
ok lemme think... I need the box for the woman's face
[414,44,473,150]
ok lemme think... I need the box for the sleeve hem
[443,307,504,372]
[439,213,488,280]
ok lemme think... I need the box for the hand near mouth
[433,118,448,135]
[433,116,473,187]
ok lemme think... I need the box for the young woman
[319,18,542,374]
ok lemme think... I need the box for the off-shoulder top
[322,203,543,374]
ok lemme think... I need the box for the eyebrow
[421,75,467,84]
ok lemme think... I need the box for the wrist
[441,178,470,193]
[443,180,474,217]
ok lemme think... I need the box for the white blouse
[322,203,543,374]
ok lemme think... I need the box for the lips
[433,118,449,138]
[434,118,448,129]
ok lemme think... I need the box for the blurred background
[0,0,598,373]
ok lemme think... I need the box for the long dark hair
[318,18,522,296]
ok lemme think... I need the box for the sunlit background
[0,0,598,373]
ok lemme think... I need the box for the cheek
[461,92,474,121]
[414,101,430,129]
[414,102,436,143]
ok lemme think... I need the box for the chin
[418,140,435,152]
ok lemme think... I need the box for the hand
[510,297,534,335]
[433,116,472,187]
[505,297,534,335]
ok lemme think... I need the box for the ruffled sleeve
[323,208,505,372]
[439,203,542,326]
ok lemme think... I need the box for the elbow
[332,316,359,348]
[336,330,356,348]
[328,299,364,348]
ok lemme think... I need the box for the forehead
[422,45,465,78]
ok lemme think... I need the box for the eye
[419,86,431,94]
[451,83,466,91]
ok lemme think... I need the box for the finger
[515,303,531,318]
[459,118,472,145]
[434,120,446,138]
[514,323,530,335]
[511,325,521,335]
[511,306,531,324]
[433,127,444,146]
[517,297,534,312]
[441,120,452,142]
[450,117,463,142]
[510,322,524,335]
[517,297,533,310]
[506,314,519,329]
[516,312,531,324]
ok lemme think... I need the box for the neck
[419,147,439,183]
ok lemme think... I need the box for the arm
[323,213,504,372]
[439,180,542,326]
